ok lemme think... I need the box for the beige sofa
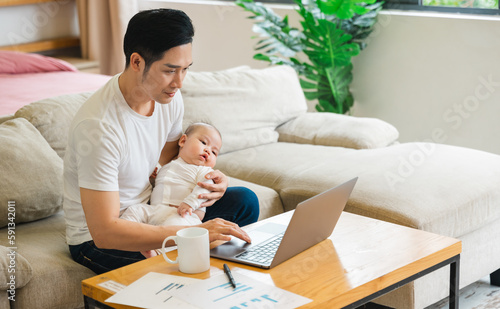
[1,65,500,309]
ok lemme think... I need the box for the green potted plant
[236,0,383,114]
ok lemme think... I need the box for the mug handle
[162,236,178,264]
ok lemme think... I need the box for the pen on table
[223,263,237,288]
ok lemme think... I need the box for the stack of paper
[104,271,312,309]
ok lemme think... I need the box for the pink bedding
[0,51,111,115]
[0,71,111,115]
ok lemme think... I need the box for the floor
[356,276,500,309]
[426,276,500,309]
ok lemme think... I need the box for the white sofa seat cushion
[216,142,500,238]
[228,177,284,221]
[2,212,95,308]
[0,246,32,290]
[182,65,307,154]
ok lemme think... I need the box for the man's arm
[80,188,185,250]
[80,188,251,251]
[159,140,180,166]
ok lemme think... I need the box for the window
[236,0,500,15]
[384,0,500,14]
[424,0,497,9]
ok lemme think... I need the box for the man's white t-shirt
[63,74,184,245]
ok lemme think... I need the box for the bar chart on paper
[209,281,266,303]
[104,272,199,309]
[156,282,185,302]
[170,271,312,309]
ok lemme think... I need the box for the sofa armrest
[276,113,399,149]
[0,245,33,290]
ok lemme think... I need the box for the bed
[0,51,111,116]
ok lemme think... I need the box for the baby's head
[178,123,222,168]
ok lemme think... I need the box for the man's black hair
[123,8,194,73]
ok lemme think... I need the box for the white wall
[2,0,499,155]
[141,0,291,71]
[350,11,500,155]
[141,1,500,155]
[0,0,78,47]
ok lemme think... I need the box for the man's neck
[118,70,154,116]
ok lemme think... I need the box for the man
[63,8,259,274]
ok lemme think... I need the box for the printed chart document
[170,271,312,309]
[105,272,199,308]
[105,270,311,309]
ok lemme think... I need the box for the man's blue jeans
[69,187,259,274]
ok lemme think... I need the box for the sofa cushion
[0,246,33,290]
[216,142,500,238]
[0,292,9,309]
[2,211,95,308]
[182,65,307,154]
[0,115,14,125]
[228,177,284,221]
[277,112,399,149]
[14,92,93,158]
[0,118,63,227]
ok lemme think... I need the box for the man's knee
[227,186,258,206]
[227,186,260,222]
[230,186,258,201]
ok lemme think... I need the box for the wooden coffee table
[82,211,461,309]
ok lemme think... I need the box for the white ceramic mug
[162,227,210,274]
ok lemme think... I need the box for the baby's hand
[149,167,158,186]
[178,202,193,217]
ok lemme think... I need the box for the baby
[120,122,222,256]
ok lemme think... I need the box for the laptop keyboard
[235,232,284,265]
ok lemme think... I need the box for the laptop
[210,177,358,269]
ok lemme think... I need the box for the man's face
[140,43,193,104]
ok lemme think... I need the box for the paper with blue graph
[169,271,312,309]
[105,272,199,308]
[105,270,311,309]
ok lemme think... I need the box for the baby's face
[178,126,222,168]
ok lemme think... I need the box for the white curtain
[77,0,139,75]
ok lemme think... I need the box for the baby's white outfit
[121,158,214,226]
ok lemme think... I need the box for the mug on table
[162,227,210,274]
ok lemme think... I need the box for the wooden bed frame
[0,0,80,53]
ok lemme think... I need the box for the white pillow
[15,92,93,158]
[182,65,307,154]
[0,118,63,227]
[277,113,400,149]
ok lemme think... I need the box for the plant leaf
[316,0,378,20]
[237,0,382,114]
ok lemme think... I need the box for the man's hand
[200,218,251,243]
[198,170,228,207]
